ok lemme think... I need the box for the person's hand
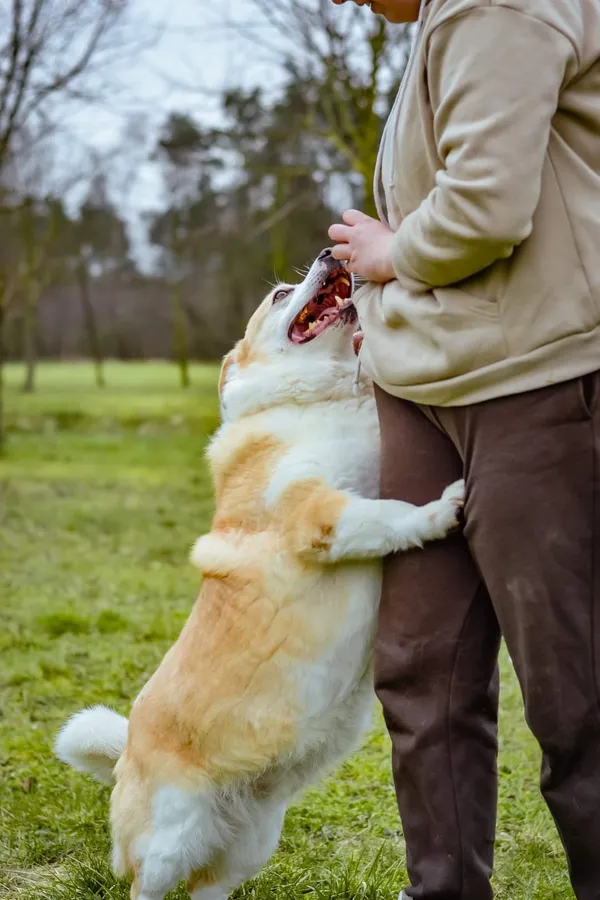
[328,210,396,283]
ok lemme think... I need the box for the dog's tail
[54,705,128,785]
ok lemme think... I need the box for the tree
[149,91,341,363]
[151,113,224,387]
[223,81,347,278]
[72,174,131,388]
[0,0,134,450]
[0,0,132,171]
[0,151,70,394]
[0,193,21,447]
[0,130,116,393]
[231,0,411,214]
[17,193,71,392]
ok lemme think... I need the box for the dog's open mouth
[289,268,356,344]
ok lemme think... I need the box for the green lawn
[0,363,571,899]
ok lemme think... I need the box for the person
[327,1,600,899]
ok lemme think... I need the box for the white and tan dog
[55,249,463,900]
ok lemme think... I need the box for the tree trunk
[172,279,190,389]
[270,175,289,279]
[0,297,5,456]
[22,287,38,394]
[77,258,105,388]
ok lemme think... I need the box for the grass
[0,362,572,899]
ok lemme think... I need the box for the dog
[55,249,464,900]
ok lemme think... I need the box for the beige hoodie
[356,0,600,406]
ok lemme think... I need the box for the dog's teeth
[335,295,344,307]
[340,276,350,286]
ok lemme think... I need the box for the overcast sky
[53,0,283,264]
[64,6,243,184]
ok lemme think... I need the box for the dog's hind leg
[133,890,166,900]
[129,876,166,900]
[187,799,287,900]
[134,784,225,900]
[228,798,287,885]
[188,885,231,900]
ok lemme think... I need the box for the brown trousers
[374,375,600,900]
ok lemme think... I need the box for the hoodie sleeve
[390,5,577,292]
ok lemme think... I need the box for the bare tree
[5,132,73,392]
[0,215,21,452]
[1,127,103,395]
[0,0,133,169]
[0,0,136,450]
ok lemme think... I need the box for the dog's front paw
[424,479,465,540]
[441,478,465,511]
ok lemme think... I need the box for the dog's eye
[273,288,292,303]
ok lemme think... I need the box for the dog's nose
[318,248,333,260]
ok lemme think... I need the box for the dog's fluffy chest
[210,393,380,502]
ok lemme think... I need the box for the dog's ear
[218,348,237,399]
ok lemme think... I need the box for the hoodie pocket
[358,281,508,388]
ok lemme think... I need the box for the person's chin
[371,2,417,22]
[382,11,411,22]
[370,5,398,22]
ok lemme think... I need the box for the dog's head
[219,249,361,420]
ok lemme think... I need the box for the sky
[55,0,283,265]
[68,0,280,209]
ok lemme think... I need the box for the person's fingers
[328,223,352,242]
[342,208,370,225]
[346,260,364,275]
[331,243,351,261]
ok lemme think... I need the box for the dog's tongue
[352,331,363,357]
